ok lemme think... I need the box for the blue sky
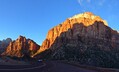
[0,0,119,45]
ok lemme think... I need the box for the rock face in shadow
[50,23,119,67]
[0,38,12,54]
[34,12,119,68]
[35,12,117,54]
[35,12,109,54]
[2,36,40,57]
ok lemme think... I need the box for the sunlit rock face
[0,38,12,54]
[34,12,119,68]
[69,12,108,26]
[2,36,40,57]
[35,12,118,55]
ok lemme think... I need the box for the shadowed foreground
[0,61,119,72]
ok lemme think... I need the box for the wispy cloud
[77,0,105,6]
[77,0,82,6]
[77,0,91,12]
[77,0,90,6]
[98,0,105,6]
[87,0,91,3]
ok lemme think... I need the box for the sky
[0,0,119,45]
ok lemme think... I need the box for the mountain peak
[16,35,26,43]
[68,12,108,26]
[0,38,12,54]
[18,35,25,39]
[2,36,40,57]
[69,12,95,19]
[34,12,111,56]
[83,12,94,15]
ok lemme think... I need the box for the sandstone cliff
[0,38,12,54]
[34,12,119,68]
[35,12,119,55]
[2,36,40,57]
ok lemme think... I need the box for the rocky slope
[0,38,12,54]
[34,12,119,68]
[2,36,40,57]
[35,12,119,54]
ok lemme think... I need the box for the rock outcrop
[35,12,118,54]
[2,36,40,57]
[34,12,119,68]
[0,38,12,54]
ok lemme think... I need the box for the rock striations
[34,12,119,68]
[35,12,119,55]
[2,36,40,57]
[1,12,119,68]
[0,38,12,54]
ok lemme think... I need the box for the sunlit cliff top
[68,12,108,26]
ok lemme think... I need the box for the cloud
[77,0,83,6]
[77,0,91,6]
[98,0,105,6]
[77,0,105,6]
[87,0,91,3]
[77,0,91,12]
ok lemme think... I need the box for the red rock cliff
[34,12,119,56]
[2,36,40,57]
